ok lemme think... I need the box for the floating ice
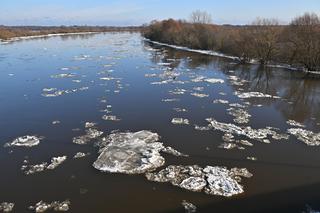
[173,108,187,112]
[227,108,251,124]
[145,73,157,77]
[102,115,121,121]
[51,73,76,78]
[288,128,320,146]
[93,131,186,174]
[73,152,89,159]
[169,88,187,95]
[190,93,209,98]
[85,122,96,128]
[47,156,67,170]
[0,202,14,212]
[29,200,70,212]
[162,146,188,157]
[235,91,280,99]
[194,125,211,131]
[193,87,204,92]
[286,120,306,128]
[73,128,103,145]
[204,78,225,84]
[162,98,179,102]
[21,156,67,175]
[181,200,197,213]
[93,131,165,174]
[5,135,43,148]
[206,118,288,142]
[213,99,229,104]
[145,165,252,197]
[52,120,60,125]
[171,118,190,125]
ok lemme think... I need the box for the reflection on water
[0,33,319,213]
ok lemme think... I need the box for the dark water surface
[0,32,320,213]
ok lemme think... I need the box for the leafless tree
[288,13,320,71]
[249,18,281,64]
[190,10,212,24]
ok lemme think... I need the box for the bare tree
[288,13,320,71]
[249,18,281,64]
[190,10,212,24]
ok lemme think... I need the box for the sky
[1,0,320,26]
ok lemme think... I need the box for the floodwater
[0,32,320,213]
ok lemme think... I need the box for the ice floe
[190,93,209,98]
[181,200,197,213]
[0,202,14,212]
[171,118,190,125]
[235,91,280,99]
[227,108,251,124]
[29,200,70,212]
[287,120,306,128]
[73,152,89,159]
[102,115,121,121]
[21,156,67,175]
[288,128,320,146]
[5,135,43,148]
[73,128,103,145]
[204,78,225,84]
[145,165,252,197]
[206,118,288,142]
[93,131,186,174]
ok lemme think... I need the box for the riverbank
[143,14,320,73]
[0,26,142,41]
[144,39,320,75]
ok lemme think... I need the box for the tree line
[0,26,141,41]
[143,11,320,72]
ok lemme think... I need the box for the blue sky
[1,0,320,26]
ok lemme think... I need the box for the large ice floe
[146,165,252,197]
[93,131,185,174]
[28,200,70,212]
[21,156,67,175]
[0,202,14,212]
[4,135,43,148]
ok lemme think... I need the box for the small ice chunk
[29,200,70,212]
[190,93,209,98]
[73,152,89,159]
[204,78,224,84]
[171,118,190,125]
[47,156,67,170]
[286,120,306,128]
[102,115,121,121]
[181,200,197,213]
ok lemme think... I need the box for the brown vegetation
[143,12,320,72]
[0,26,141,41]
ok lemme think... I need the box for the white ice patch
[146,165,252,197]
[5,135,43,148]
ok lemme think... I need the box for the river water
[0,32,320,213]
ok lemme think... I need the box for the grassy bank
[0,26,141,41]
[143,12,320,72]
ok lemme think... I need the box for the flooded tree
[249,18,281,64]
[287,13,320,71]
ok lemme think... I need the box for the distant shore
[0,26,142,41]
